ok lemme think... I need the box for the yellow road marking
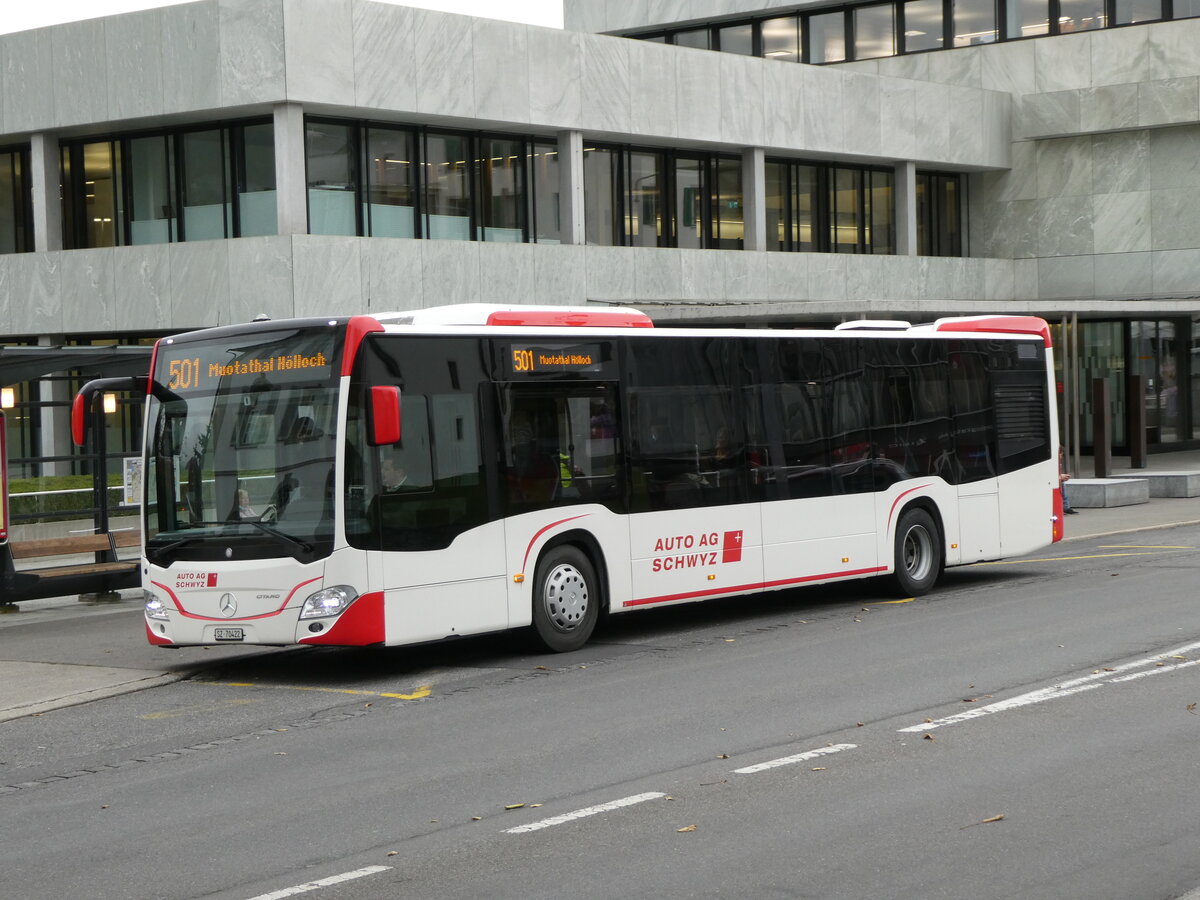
[970,550,1189,566]
[141,698,261,720]
[198,681,432,700]
[1098,545,1194,550]
[876,598,915,604]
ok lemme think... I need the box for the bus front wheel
[890,508,941,597]
[532,545,599,653]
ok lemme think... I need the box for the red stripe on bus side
[521,514,590,573]
[624,566,888,608]
[151,577,320,621]
[887,484,932,532]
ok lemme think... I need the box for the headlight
[145,591,170,621]
[300,585,359,619]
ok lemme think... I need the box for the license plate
[213,627,244,641]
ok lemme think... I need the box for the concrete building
[1,0,1198,475]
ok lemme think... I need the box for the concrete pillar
[29,133,63,252]
[557,130,585,245]
[273,102,308,235]
[37,336,71,476]
[894,160,917,256]
[741,147,766,251]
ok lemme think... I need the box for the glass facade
[0,146,33,254]
[62,120,275,249]
[582,145,743,249]
[916,171,963,257]
[766,159,895,254]
[632,0,1179,61]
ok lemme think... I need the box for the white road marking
[504,792,666,834]
[733,743,857,774]
[246,866,392,900]
[900,639,1200,733]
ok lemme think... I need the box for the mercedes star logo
[218,593,238,618]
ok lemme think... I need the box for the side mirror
[72,376,147,447]
[368,386,401,446]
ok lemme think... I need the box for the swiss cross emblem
[207,574,218,587]
[722,531,743,563]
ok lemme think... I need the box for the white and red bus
[75,306,1061,652]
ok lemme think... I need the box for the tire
[531,545,600,653]
[890,508,941,597]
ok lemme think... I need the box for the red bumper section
[299,591,386,646]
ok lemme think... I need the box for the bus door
[497,381,627,619]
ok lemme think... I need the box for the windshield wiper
[240,520,314,554]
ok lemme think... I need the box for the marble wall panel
[7,251,61,336]
[114,244,171,331]
[219,0,286,108]
[629,42,678,137]
[562,0,608,33]
[584,246,635,302]
[879,77,917,160]
[1093,192,1151,255]
[352,1,416,113]
[422,239,481,306]
[414,9,476,120]
[982,257,1016,302]
[60,249,115,333]
[924,47,981,89]
[846,255,900,302]
[1151,248,1200,295]
[0,256,10,334]
[529,27,583,129]
[911,80,949,163]
[228,235,295,322]
[170,240,230,329]
[675,47,722,143]
[720,248,764,301]
[1037,255,1094,300]
[1089,26,1151,87]
[982,141,1037,202]
[106,9,165,122]
[871,53,928,84]
[283,0,354,105]
[473,19,530,126]
[802,67,844,152]
[1150,188,1200,251]
[1148,126,1200,190]
[982,92,1012,168]
[679,249,725,301]
[1017,91,1080,139]
[291,234,362,317]
[1013,258,1038,300]
[1093,251,1151,299]
[476,242,538,302]
[634,248,682,300]
[946,85,983,166]
[581,32,631,135]
[1034,32,1091,93]
[1007,199,1043,259]
[720,53,764,146]
[162,1,221,113]
[1092,130,1150,195]
[531,243,586,304]
[980,41,1036,95]
[762,60,805,150]
[1147,18,1200,82]
[1138,78,1200,128]
[1,29,56,134]
[1036,137,1092,199]
[841,72,881,158]
[1079,84,1139,133]
[359,238,423,313]
[53,20,108,129]
[805,252,847,303]
[765,251,808,302]
[1037,196,1094,257]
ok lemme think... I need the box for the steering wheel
[259,503,278,524]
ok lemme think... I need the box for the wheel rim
[542,563,589,633]
[902,524,933,582]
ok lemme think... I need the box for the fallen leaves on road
[504,803,525,810]
[961,814,1006,829]
[677,825,698,833]
[1187,703,1197,714]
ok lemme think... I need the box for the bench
[1,530,141,604]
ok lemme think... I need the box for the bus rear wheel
[890,508,941,597]
[532,545,599,653]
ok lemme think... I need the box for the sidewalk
[4,450,1200,723]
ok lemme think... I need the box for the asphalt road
[2,526,1199,900]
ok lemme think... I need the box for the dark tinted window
[989,340,1051,473]
[948,342,997,482]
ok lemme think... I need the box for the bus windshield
[144,324,341,564]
